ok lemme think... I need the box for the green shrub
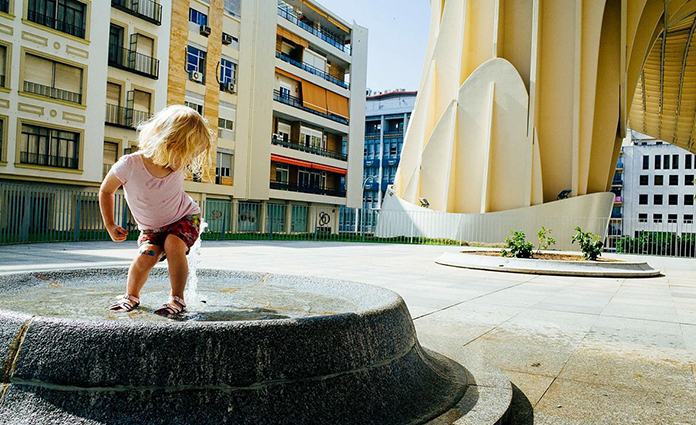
[502,230,534,258]
[571,227,604,260]
[536,226,556,253]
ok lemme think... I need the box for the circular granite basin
[0,268,467,425]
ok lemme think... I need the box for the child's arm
[99,170,129,242]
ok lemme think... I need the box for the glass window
[638,213,648,223]
[218,118,234,131]
[275,163,288,184]
[291,205,308,232]
[23,53,83,104]
[655,155,661,169]
[20,124,79,169]
[266,204,285,232]
[669,175,678,186]
[27,0,87,39]
[639,194,648,205]
[685,214,694,224]
[220,58,236,85]
[215,151,233,185]
[639,175,648,185]
[237,202,260,232]
[669,194,678,205]
[189,8,208,25]
[668,214,677,223]
[653,213,662,223]
[685,194,695,206]
[184,101,203,115]
[654,194,663,205]
[663,154,670,169]
[686,154,693,169]
[186,46,206,76]
[0,45,6,88]
[686,175,695,186]
[103,141,119,178]
[672,154,679,169]
[642,155,649,170]
[654,175,663,186]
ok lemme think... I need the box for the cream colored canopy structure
[394,0,696,215]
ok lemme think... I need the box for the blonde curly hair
[136,105,212,175]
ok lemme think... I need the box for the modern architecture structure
[607,130,695,248]
[378,0,696,247]
[0,0,367,235]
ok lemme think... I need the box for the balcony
[384,130,404,137]
[270,180,346,197]
[272,135,347,161]
[111,0,162,25]
[275,51,349,89]
[20,152,78,170]
[23,81,82,104]
[277,7,350,55]
[611,178,623,187]
[105,103,152,129]
[365,131,380,138]
[273,89,348,125]
[26,7,85,39]
[108,44,160,79]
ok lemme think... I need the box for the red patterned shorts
[138,215,201,261]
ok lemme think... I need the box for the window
[390,144,397,156]
[653,213,662,223]
[215,151,233,185]
[184,101,203,115]
[655,155,661,169]
[639,194,648,205]
[669,194,678,205]
[669,175,678,186]
[686,175,695,186]
[685,194,695,206]
[639,175,648,185]
[642,155,649,170]
[275,163,288,184]
[23,53,83,104]
[668,214,677,224]
[189,8,208,25]
[0,45,7,88]
[131,90,152,124]
[20,123,79,169]
[218,118,234,131]
[186,46,206,79]
[220,58,236,85]
[0,117,4,160]
[663,154,670,169]
[654,194,663,205]
[654,175,663,186]
[0,0,7,13]
[685,214,694,224]
[638,213,648,223]
[27,0,87,39]
[103,141,119,178]
[291,205,308,232]
[687,154,693,169]
[673,154,679,169]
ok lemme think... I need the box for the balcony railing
[23,81,82,104]
[270,180,346,198]
[277,7,350,55]
[108,44,160,79]
[273,89,348,125]
[27,8,86,39]
[111,0,162,25]
[0,0,8,14]
[20,152,78,169]
[275,51,349,89]
[272,135,347,161]
[384,130,404,136]
[105,103,152,128]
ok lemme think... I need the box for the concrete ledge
[0,268,469,425]
[436,252,661,278]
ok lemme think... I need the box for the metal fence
[1,182,694,258]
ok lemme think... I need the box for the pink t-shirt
[111,153,200,230]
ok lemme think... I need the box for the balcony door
[109,24,124,65]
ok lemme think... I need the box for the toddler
[99,105,212,315]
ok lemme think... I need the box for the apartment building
[0,0,367,236]
[608,130,696,244]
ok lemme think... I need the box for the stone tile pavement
[1,241,695,424]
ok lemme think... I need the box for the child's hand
[106,224,129,242]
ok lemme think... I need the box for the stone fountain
[0,268,470,425]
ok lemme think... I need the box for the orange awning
[312,163,347,175]
[271,154,313,168]
[326,90,350,119]
[302,80,328,113]
[276,67,302,82]
[278,26,309,48]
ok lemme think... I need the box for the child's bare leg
[126,244,163,298]
[163,235,188,299]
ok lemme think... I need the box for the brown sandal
[154,295,187,316]
[110,294,140,312]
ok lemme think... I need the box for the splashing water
[185,219,208,307]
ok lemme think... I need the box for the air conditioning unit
[222,33,233,45]
[188,71,204,83]
[222,81,236,93]
[199,25,211,37]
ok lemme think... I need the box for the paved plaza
[1,241,695,424]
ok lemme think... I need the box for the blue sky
[318,0,431,91]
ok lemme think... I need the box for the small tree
[501,230,534,259]
[571,227,604,260]
[536,226,556,254]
